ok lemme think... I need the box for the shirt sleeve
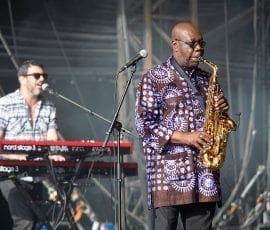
[0,101,8,132]
[135,71,173,154]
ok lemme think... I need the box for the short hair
[17,60,44,77]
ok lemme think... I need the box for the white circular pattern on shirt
[198,171,218,196]
[150,67,174,84]
[135,116,145,136]
[162,158,195,192]
[165,110,188,131]
[193,97,202,111]
[161,85,182,106]
[182,81,188,87]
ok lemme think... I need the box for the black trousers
[0,189,13,229]
[155,202,216,230]
[0,180,36,230]
[0,180,49,230]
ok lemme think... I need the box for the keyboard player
[0,60,65,230]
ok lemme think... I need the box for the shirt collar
[170,56,197,77]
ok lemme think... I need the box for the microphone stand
[102,64,137,230]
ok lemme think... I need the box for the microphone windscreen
[41,83,49,91]
[139,49,148,58]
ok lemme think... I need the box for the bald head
[171,21,202,42]
[170,21,204,68]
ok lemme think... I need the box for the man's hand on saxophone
[170,92,229,151]
[171,130,213,151]
[214,93,229,113]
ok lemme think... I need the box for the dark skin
[170,21,229,151]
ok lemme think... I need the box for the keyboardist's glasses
[24,73,48,81]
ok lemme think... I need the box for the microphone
[42,83,56,95]
[117,49,148,74]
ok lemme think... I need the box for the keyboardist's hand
[0,154,28,160]
[49,155,66,161]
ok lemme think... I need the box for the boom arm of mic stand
[47,88,136,138]
[102,65,136,149]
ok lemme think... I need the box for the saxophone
[199,56,236,170]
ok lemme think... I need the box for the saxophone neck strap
[171,57,205,111]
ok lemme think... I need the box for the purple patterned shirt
[135,57,221,208]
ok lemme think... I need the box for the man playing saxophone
[135,20,231,230]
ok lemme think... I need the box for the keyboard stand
[43,153,89,230]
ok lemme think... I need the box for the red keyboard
[0,139,133,155]
[0,160,138,178]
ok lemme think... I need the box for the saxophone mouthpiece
[198,56,217,70]
[198,56,206,63]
